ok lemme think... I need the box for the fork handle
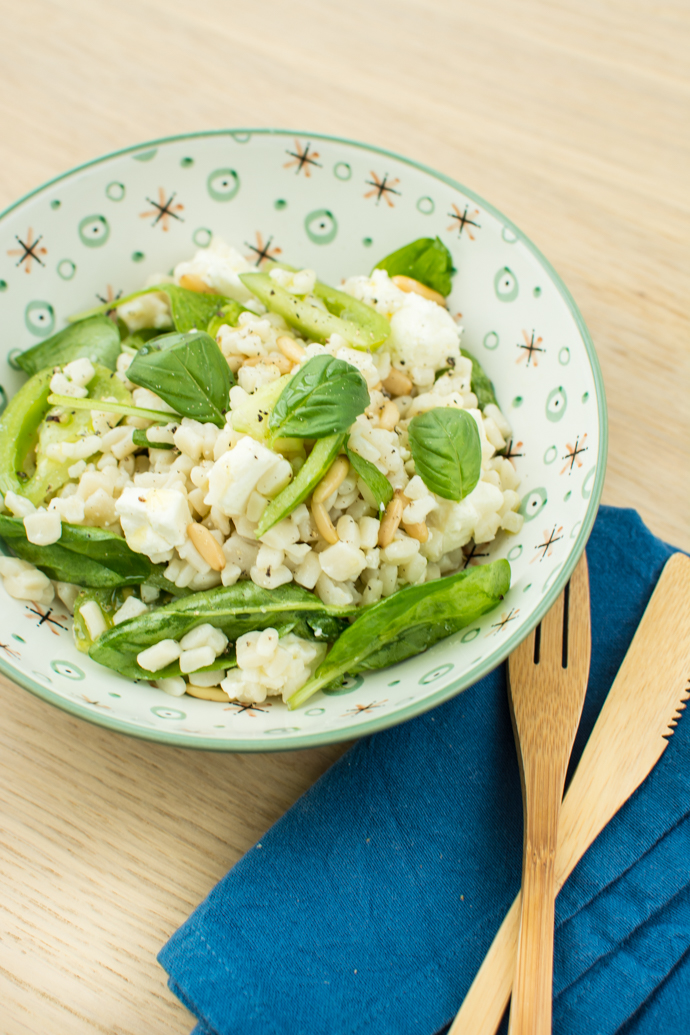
[508,768,561,1035]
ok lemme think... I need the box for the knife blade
[448,551,690,1035]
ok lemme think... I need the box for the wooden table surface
[1,2,688,1032]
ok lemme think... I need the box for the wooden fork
[507,554,591,1035]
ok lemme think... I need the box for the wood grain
[0,1,688,1032]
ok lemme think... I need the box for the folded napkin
[159,506,690,1035]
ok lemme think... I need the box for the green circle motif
[543,565,563,592]
[507,544,523,561]
[558,347,570,365]
[483,331,499,350]
[151,706,186,719]
[231,131,251,143]
[512,395,523,408]
[564,490,572,501]
[333,162,352,180]
[24,300,55,338]
[582,466,596,499]
[57,259,76,280]
[192,227,212,248]
[304,208,338,245]
[461,628,480,643]
[50,660,85,680]
[545,386,567,422]
[494,267,519,302]
[133,148,157,162]
[533,286,542,297]
[582,391,589,403]
[323,674,363,696]
[544,445,558,464]
[267,727,300,734]
[207,168,240,202]
[416,196,435,214]
[7,349,23,370]
[502,226,518,243]
[305,708,325,716]
[0,280,7,291]
[419,662,454,685]
[78,214,110,248]
[274,198,287,210]
[363,237,373,247]
[105,181,126,201]
[50,199,61,210]
[180,157,194,167]
[519,487,548,521]
[132,251,145,262]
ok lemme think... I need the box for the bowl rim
[0,127,608,752]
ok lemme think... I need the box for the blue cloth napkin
[159,506,690,1035]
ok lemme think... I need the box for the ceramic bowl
[0,130,606,750]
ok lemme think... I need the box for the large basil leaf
[288,560,511,708]
[89,581,356,680]
[268,355,369,440]
[407,408,481,501]
[127,330,233,427]
[71,285,246,335]
[0,515,171,588]
[373,237,455,297]
[15,315,121,376]
[345,444,393,515]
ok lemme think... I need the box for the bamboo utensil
[449,551,690,1035]
[506,555,591,1035]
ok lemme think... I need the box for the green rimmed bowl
[0,129,607,751]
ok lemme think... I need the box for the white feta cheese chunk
[116,486,192,559]
[205,436,285,518]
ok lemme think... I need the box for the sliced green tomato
[254,433,346,538]
[239,272,390,351]
[0,363,131,506]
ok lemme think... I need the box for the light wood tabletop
[0,2,688,1032]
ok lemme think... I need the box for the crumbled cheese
[205,436,290,519]
[220,630,325,704]
[116,486,192,560]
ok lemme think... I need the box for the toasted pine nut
[187,522,226,571]
[378,493,405,548]
[372,381,383,392]
[378,399,400,431]
[242,356,263,366]
[402,520,429,543]
[382,368,413,396]
[313,456,350,504]
[269,353,293,373]
[186,683,231,702]
[391,275,447,307]
[179,273,215,294]
[311,500,338,544]
[277,335,306,363]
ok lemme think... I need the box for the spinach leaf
[268,355,369,441]
[373,237,455,297]
[0,514,172,588]
[345,444,393,515]
[288,559,511,708]
[121,327,161,351]
[240,272,390,351]
[460,349,498,410]
[407,408,481,501]
[15,315,121,375]
[132,429,176,451]
[127,330,233,427]
[255,433,345,537]
[89,581,356,680]
[71,285,246,335]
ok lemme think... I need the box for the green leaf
[15,315,122,376]
[132,429,176,450]
[0,514,171,588]
[373,237,455,297]
[345,444,393,515]
[70,285,247,335]
[268,355,369,440]
[89,581,356,680]
[460,349,498,410]
[121,327,161,351]
[127,330,233,427]
[47,394,177,424]
[255,433,345,537]
[288,560,511,708]
[239,272,390,351]
[407,408,482,501]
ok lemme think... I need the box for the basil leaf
[127,330,233,427]
[121,327,161,351]
[89,581,356,680]
[70,285,246,335]
[373,237,455,297]
[407,408,481,501]
[288,560,511,708]
[460,349,498,410]
[15,315,121,375]
[268,355,369,440]
[0,515,169,588]
[345,444,393,515]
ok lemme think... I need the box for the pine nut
[241,356,263,366]
[187,522,226,571]
[178,273,215,294]
[277,335,306,363]
[311,500,339,544]
[378,399,399,431]
[242,354,292,373]
[382,368,413,396]
[186,683,231,701]
[391,275,447,307]
[402,520,429,543]
[313,456,350,504]
[378,493,405,548]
